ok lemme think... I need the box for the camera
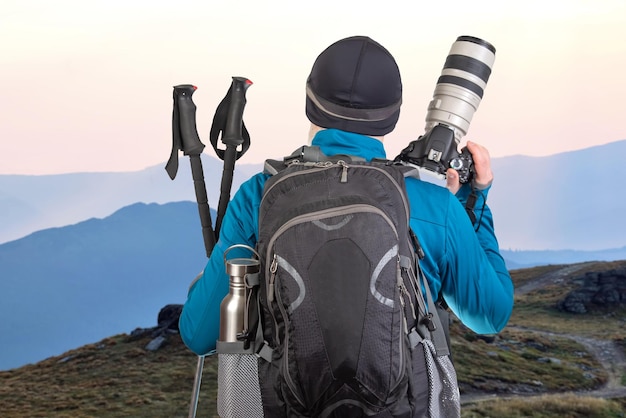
[397,36,496,183]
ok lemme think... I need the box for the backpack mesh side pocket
[217,353,263,418]
[422,339,460,418]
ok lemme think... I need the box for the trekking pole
[167,78,253,418]
[167,86,213,418]
[209,76,253,237]
[167,84,215,256]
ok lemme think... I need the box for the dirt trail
[570,334,626,398]
[514,262,595,296]
[462,264,626,405]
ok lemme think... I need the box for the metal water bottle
[219,245,260,342]
[217,245,264,418]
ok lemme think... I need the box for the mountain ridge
[0,155,261,245]
[0,201,208,371]
[2,139,626,250]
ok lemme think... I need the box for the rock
[526,341,548,352]
[126,327,152,342]
[157,304,183,331]
[145,335,167,352]
[537,357,561,365]
[476,334,496,344]
[559,294,588,314]
[123,304,185,350]
[558,267,626,314]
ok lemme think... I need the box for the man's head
[306,36,402,137]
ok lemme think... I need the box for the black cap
[306,36,402,136]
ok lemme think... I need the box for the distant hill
[0,201,207,371]
[1,140,625,250]
[487,140,626,251]
[0,155,262,244]
[501,247,626,269]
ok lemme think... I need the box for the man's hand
[446,141,494,194]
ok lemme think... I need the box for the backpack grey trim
[371,244,399,308]
[275,255,306,313]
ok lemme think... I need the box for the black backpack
[216,146,459,417]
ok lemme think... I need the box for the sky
[1,0,625,175]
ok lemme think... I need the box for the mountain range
[1,140,625,250]
[1,140,625,370]
[0,202,207,371]
[0,156,260,245]
[488,141,625,251]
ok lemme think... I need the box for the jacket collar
[311,129,387,162]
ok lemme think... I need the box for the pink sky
[1,0,625,175]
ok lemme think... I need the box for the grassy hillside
[1,261,625,417]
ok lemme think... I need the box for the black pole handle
[209,77,252,162]
[175,85,206,156]
[213,77,253,237]
[222,77,252,148]
[166,85,206,180]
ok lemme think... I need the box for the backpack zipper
[266,253,307,408]
[277,287,307,408]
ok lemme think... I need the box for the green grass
[453,325,607,394]
[509,261,626,340]
[0,333,220,418]
[508,264,573,287]
[462,395,626,418]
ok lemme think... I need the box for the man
[180,34,513,393]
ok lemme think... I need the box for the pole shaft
[188,355,205,418]
[190,155,215,257]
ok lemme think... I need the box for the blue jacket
[179,129,514,355]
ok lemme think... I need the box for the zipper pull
[339,161,349,183]
[397,283,409,333]
[268,254,278,303]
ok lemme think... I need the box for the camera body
[397,36,495,184]
[399,125,474,183]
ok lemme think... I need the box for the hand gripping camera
[397,36,496,183]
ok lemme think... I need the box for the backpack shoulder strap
[263,159,286,176]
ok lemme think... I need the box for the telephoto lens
[425,36,496,144]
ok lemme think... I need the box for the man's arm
[178,174,265,355]
[442,140,513,334]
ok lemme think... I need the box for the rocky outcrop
[127,304,184,351]
[157,304,183,331]
[558,268,626,314]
